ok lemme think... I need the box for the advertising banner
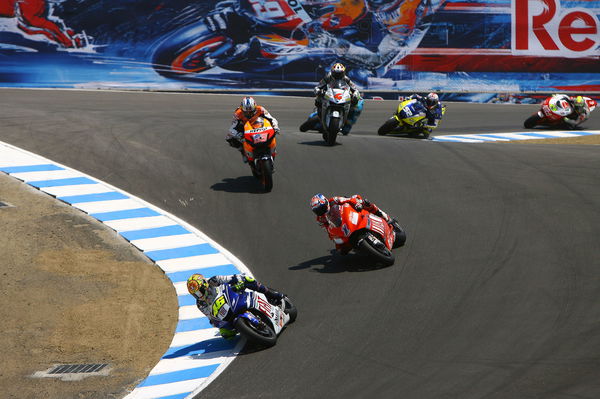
[0,0,598,93]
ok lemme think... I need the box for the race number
[212,295,227,317]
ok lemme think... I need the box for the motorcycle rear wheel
[359,233,395,266]
[259,158,273,192]
[234,317,277,347]
[524,114,542,129]
[326,117,340,146]
[378,118,398,135]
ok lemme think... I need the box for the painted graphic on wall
[0,0,598,93]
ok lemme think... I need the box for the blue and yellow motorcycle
[378,98,446,139]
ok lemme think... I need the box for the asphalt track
[1,89,600,399]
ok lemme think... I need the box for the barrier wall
[0,0,598,94]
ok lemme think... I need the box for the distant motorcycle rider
[314,63,363,134]
[409,92,443,130]
[226,96,280,161]
[310,193,392,254]
[555,94,591,129]
[187,273,285,339]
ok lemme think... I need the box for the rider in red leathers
[310,193,393,254]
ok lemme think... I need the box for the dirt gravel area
[0,173,178,399]
[505,133,600,145]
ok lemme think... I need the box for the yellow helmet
[187,274,209,300]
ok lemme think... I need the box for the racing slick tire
[326,117,340,146]
[259,158,273,192]
[377,118,398,135]
[390,219,407,248]
[300,115,319,132]
[524,114,542,129]
[283,297,298,324]
[358,232,395,266]
[234,316,277,347]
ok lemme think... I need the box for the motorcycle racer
[226,96,280,161]
[524,94,596,129]
[187,273,285,339]
[559,95,592,129]
[314,63,363,134]
[310,193,392,254]
[409,92,443,129]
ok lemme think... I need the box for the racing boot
[219,327,237,340]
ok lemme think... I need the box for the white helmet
[241,96,257,118]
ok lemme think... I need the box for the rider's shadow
[289,250,391,273]
[210,176,266,194]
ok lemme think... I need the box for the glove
[226,137,241,148]
[265,289,284,304]
[275,128,281,135]
[363,198,371,208]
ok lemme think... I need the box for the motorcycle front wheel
[234,316,277,347]
[284,297,298,324]
[326,117,340,146]
[358,233,395,266]
[378,117,398,135]
[259,158,273,192]
[524,114,542,129]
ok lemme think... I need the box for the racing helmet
[187,273,210,301]
[425,92,439,109]
[310,194,329,216]
[331,63,346,80]
[241,96,257,118]
[572,95,586,113]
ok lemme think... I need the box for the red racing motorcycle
[524,95,596,129]
[324,203,406,266]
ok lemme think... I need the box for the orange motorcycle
[242,117,277,192]
[324,203,406,266]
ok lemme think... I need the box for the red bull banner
[0,0,598,93]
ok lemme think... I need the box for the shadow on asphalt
[289,250,393,273]
[297,140,342,146]
[210,176,268,194]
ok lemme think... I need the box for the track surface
[1,90,599,399]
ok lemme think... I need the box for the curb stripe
[433,130,600,143]
[0,141,249,399]
[121,225,191,241]
[167,265,239,283]
[90,208,161,221]
[145,244,219,261]
[138,364,220,387]
[28,176,97,187]
[0,164,64,173]
[59,191,129,203]
[175,318,213,332]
